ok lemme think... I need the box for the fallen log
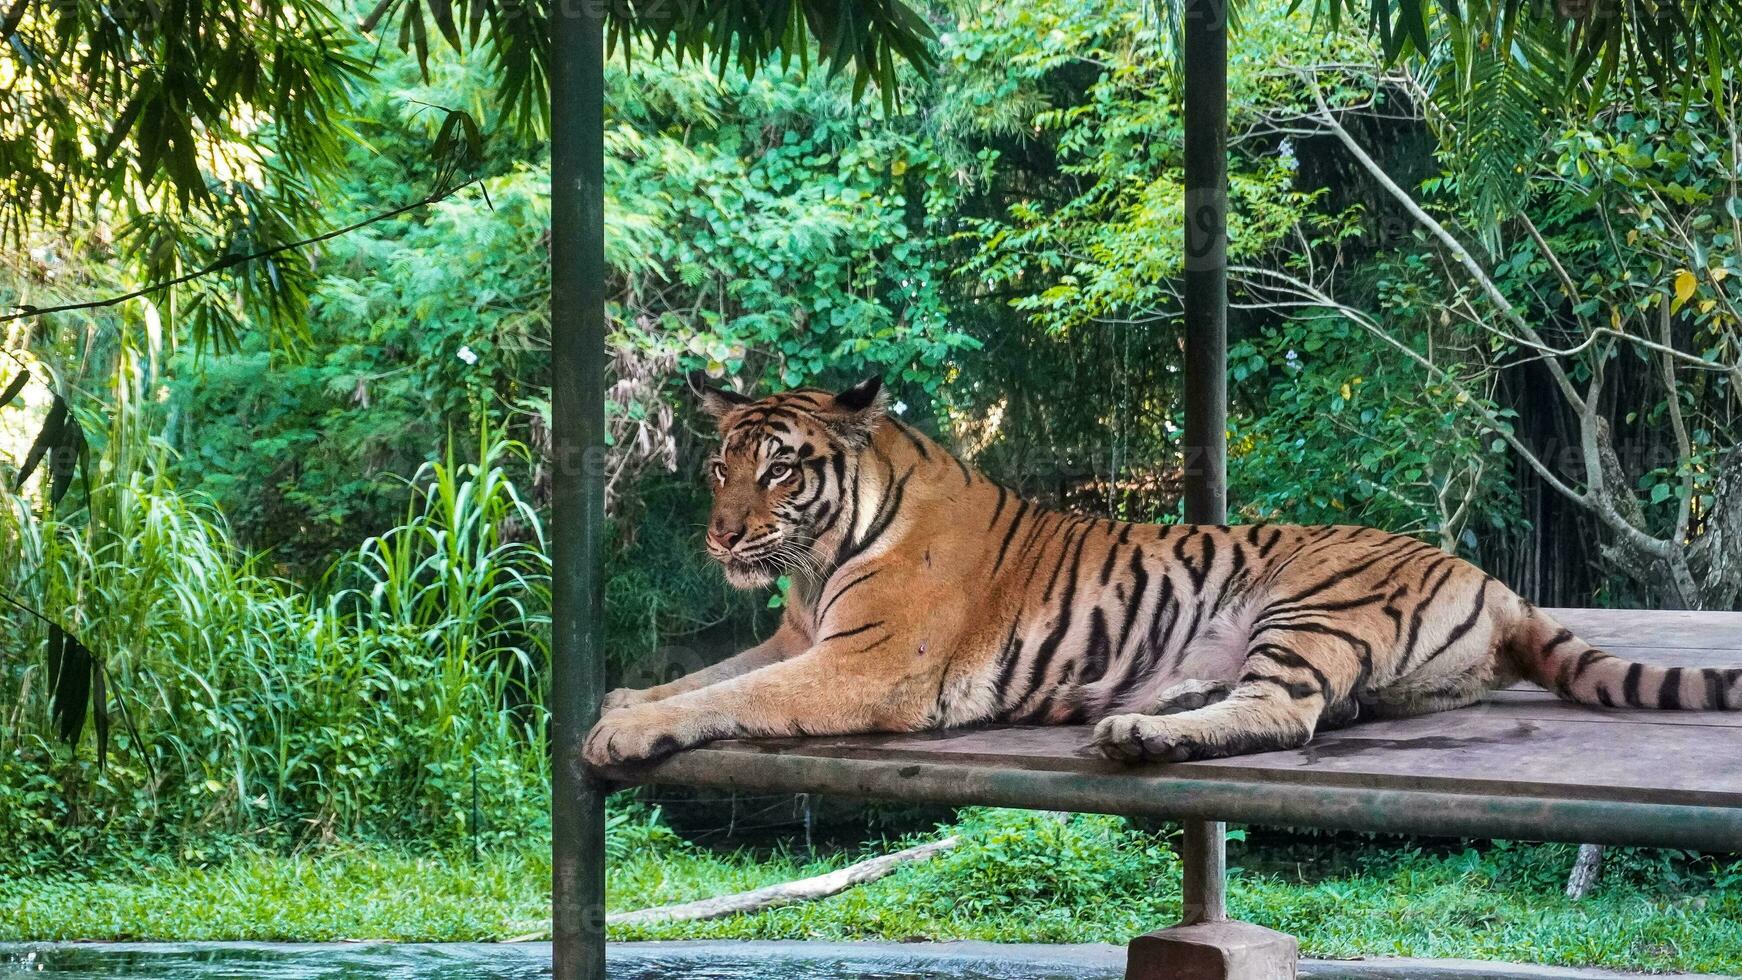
[612,835,960,926]
[502,835,959,941]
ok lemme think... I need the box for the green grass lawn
[4,809,1739,975]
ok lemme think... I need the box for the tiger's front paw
[581,706,697,769]
[1093,713,1200,764]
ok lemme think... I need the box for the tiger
[580,375,1742,769]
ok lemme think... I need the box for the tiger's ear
[827,376,887,442]
[688,370,752,419]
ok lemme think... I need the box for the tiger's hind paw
[1093,713,1203,764]
[1145,679,1232,716]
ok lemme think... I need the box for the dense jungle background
[3,0,1741,970]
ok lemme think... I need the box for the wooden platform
[623,609,1742,852]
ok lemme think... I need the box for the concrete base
[1127,919,1300,980]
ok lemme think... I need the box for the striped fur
[581,380,1742,768]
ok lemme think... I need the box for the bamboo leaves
[11,392,87,509]
[0,368,27,410]
[370,0,937,120]
[2,370,102,765]
[45,624,98,755]
[14,394,65,492]
[1311,0,1740,107]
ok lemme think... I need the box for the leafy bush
[895,809,1182,920]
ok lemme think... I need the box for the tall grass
[0,425,551,862]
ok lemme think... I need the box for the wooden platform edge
[614,748,1742,853]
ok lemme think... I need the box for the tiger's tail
[1508,605,1741,710]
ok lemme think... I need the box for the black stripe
[837,465,911,565]
[1238,673,1321,701]
[823,620,884,643]
[1541,628,1577,657]
[1255,592,1391,627]
[1116,548,1149,658]
[1042,523,1086,603]
[988,485,1009,531]
[991,621,1026,706]
[1570,648,1611,681]
[1138,576,1179,677]
[818,569,880,623]
[1249,622,1372,699]
[1098,540,1122,586]
[1257,526,1284,558]
[1018,510,1062,563]
[991,500,1031,575]
[1272,536,1422,607]
[812,498,843,541]
[1405,578,1490,672]
[1226,538,1247,585]
[1245,643,1331,699]
[1622,663,1645,707]
[1081,607,1112,684]
[1398,560,1461,667]
[893,420,931,459]
[1722,668,1742,709]
[1657,667,1683,710]
[849,633,892,655]
[1013,529,1093,712]
[1172,531,1211,591]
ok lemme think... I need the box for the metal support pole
[1180,0,1229,928]
[1179,816,1228,925]
[550,0,608,977]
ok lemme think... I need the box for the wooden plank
[668,706,1742,809]
[1549,608,1742,650]
[628,727,1742,851]
[1187,708,1742,807]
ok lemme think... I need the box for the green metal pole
[1180,0,1229,927]
[550,0,608,976]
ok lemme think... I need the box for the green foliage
[165,39,983,565]
[0,429,551,862]
[606,55,977,393]
[0,0,367,340]
[1230,312,1518,548]
[896,809,1181,921]
[951,5,1342,337]
[1306,0,1735,111]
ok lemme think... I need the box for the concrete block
[1126,919,1299,980]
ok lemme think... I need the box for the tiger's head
[689,372,887,588]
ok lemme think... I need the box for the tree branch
[1661,300,1700,602]
[1232,263,1676,561]
[1297,68,1590,414]
[1,178,484,325]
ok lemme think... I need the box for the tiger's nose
[707,522,746,551]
